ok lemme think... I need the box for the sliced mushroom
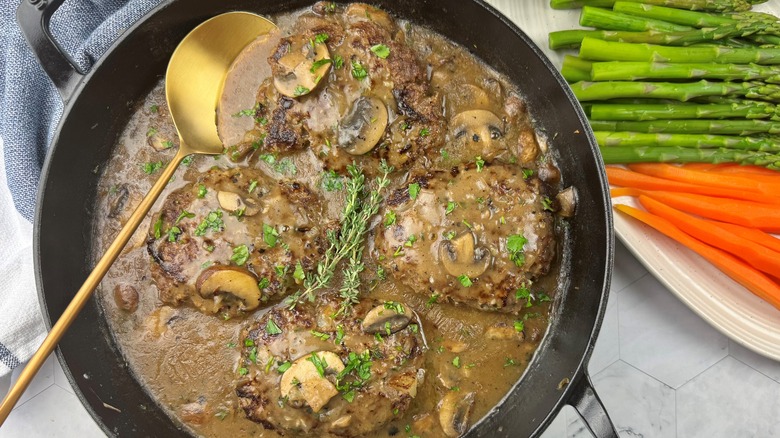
[361,302,412,335]
[450,110,504,154]
[438,391,476,437]
[216,190,260,216]
[280,351,345,412]
[338,96,388,155]
[555,187,577,218]
[196,266,261,311]
[272,35,331,98]
[439,233,491,279]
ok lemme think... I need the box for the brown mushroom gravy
[93,3,573,437]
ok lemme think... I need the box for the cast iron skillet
[19,0,616,436]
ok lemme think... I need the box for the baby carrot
[638,195,780,278]
[614,204,780,311]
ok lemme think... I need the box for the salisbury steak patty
[147,167,334,317]
[374,164,557,311]
[236,295,425,436]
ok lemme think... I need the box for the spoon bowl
[0,11,276,423]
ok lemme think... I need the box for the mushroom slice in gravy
[270,34,331,98]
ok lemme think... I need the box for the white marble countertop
[3,1,780,437]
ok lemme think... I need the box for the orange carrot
[704,164,780,177]
[614,204,780,310]
[612,188,780,233]
[707,221,780,254]
[638,195,780,278]
[681,163,731,172]
[606,167,780,205]
[628,163,780,196]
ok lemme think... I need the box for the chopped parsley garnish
[248,180,258,194]
[384,301,405,314]
[162,140,174,149]
[506,234,528,267]
[336,351,372,402]
[538,292,552,302]
[351,60,368,79]
[311,330,331,341]
[409,323,419,334]
[293,262,305,281]
[325,2,336,13]
[370,44,390,59]
[142,160,164,175]
[499,216,506,225]
[149,104,159,113]
[146,127,158,137]
[444,230,457,240]
[440,149,450,160]
[308,353,328,377]
[462,219,473,229]
[258,277,270,289]
[175,210,195,224]
[153,217,163,239]
[194,211,224,236]
[514,320,525,332]
[452,356,461,368]
[258,153,297,175]
[274,265,288,277]
[266,318,282,335]
[408,183,420,200]
[231,244,250,266]
[293,85,310,97]
[445,201,457,215]
[166,226,181,242]
[504,358,519,367]
[332,54,344,69]
[310,58,333,74]
[263,223,279,248]
[426,293,440,308]
[418,127,430,137]
[314,33,329,44]
[516,284,533,307]
[233,106,257,117]
[522,168,534,179]
[475,156,485,172]
[335,325,346,345]
[277,361,292,373]
[458,275,473,287]
[404,234,417,247]
[196,184,207,199]
[383,210,396,227]
[244,338,255,347]
[321,169,343,192]
[542,196,554,211]
[238,367,248,376]
[181,155,194,166]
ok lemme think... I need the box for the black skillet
[19,0,616,436]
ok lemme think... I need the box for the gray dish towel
[0,0,161,377]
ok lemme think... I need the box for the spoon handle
[0,150,186,424]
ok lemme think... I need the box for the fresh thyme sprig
[285,160,393,308]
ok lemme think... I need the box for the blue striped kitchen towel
[0,0,161,377]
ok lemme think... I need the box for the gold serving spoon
[0,12,277,423]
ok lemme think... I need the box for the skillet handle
[16,0,85,103]
[568,373,619,438]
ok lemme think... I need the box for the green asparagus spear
[595,131,780,151]
[589,119,780,134]
[579,37,780,64]
[599,146,780,168]
[612,2,780,44]
[580,6,692,31]
[588,61,780,83]
[571,80,780,102]
[550,22,775,49]
[588,102,780,120]
[561,56,594,82]
[553,0,760,12]
[551,0,615,9]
